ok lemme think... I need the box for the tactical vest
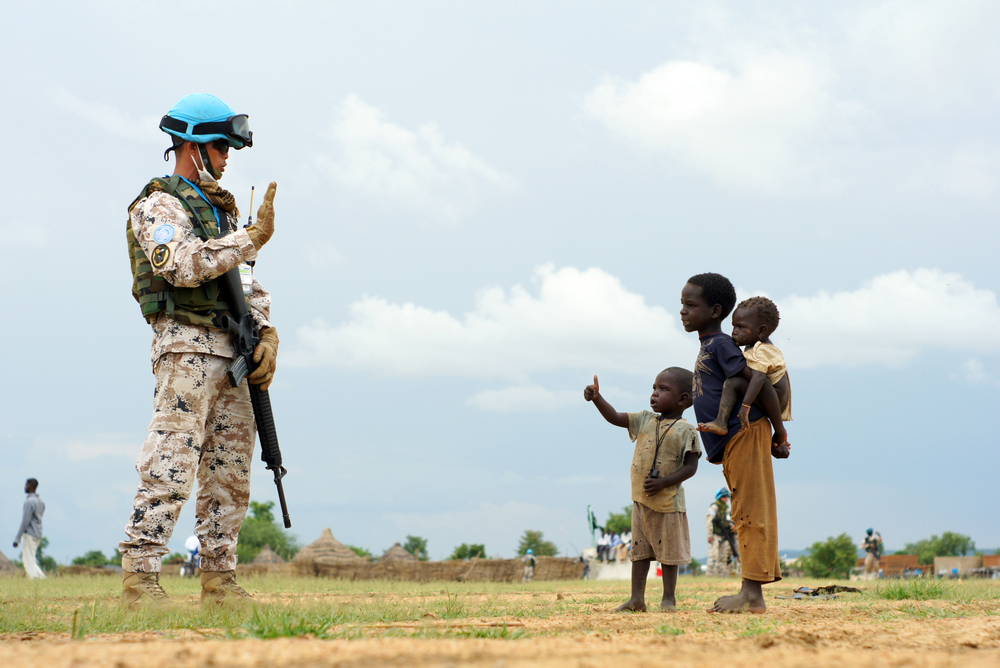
[127,175,247,328]
[711,499,729,535]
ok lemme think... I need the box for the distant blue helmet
[867,528,873,535]
[159,94,252,149]
[526,549,533,554]
[715,487,731,501]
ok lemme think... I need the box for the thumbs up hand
[584,375,600,402]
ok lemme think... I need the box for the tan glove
[246,181,277,250]
[247,327,279,391]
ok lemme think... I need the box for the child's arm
[583,375,628,428]
[643,451,700,496]
[737,369,768,429]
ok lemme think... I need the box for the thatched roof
[252,545,287,565]
[380,542,417,562]
[0,550,17,573]
[292,528,362,564]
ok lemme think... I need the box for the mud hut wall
[292,557,584,582]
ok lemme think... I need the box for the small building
[380,542,418,562]
[252,545,288,565]
[0,550,18,575]
[293,528,363,565]
[934,555,981,577]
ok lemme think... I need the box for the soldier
[706,488,740,577]
[862,528,883,580]
[522,549,536,582]
[119,94,279,608]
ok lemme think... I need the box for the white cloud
[466,385,580,412]
[942,149,999,200]
[316,94,514,222]
[304,242,344,271]
[49,89,161,142]
[776,269,1000,368]
[850,0,1000,100]
[34,434,137,462]
[288,264,691,381]
[291,265,1000,393]
[583,51,851,194]
[952,358,998,386]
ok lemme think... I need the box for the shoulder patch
[151,244,171,269]
[152,224,176,244]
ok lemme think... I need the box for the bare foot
[660,596,676,611]
[707,591,766,614]
[615,598,647,612]
[697,421,728,435]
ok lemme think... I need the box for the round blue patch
[152,224,176,244]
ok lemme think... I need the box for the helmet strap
[191,144,221,182]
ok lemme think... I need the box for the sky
[1,1,998,565]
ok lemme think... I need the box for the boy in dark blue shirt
[680,273,789,613]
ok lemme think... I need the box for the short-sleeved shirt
[693,332,764,463]
[627,412,701,513]
[745,341,792,421]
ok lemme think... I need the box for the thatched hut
[380,542,417,562]
[252,545,287,565]
[293,528,362,566]
[0,550,18,575]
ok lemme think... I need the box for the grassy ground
[1,574,998,667]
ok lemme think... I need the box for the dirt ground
[1,577,998,667]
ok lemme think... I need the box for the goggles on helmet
[159,113,253,149]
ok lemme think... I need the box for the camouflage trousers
[707,537,739,577]
[119,352,256,573]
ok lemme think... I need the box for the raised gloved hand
[247,327,279,391]
[246,181,277,250]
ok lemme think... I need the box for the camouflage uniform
[119,190,270,573]
[705,500,739,577]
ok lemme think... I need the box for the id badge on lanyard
[239,263,253,296]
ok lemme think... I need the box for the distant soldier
[13,478,46,580]
[862,528,882,579]
[706,488,739,577]
[522,549,536,582]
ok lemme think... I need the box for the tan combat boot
[121,558,170,609]
[200,570,253,605]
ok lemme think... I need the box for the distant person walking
[13,478,46,579]
[862,528,882,579]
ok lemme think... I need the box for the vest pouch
[172,281,221,312]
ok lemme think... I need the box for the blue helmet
[526,549,533,555]
[715,487,731,501]
[159,94,252,149]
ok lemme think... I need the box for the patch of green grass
[895,604,967,620]
[739,619,778,638]
[872,580,948,601]
[656,624,685,636]
[455,623,526,639]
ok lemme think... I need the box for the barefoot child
[680,273,789,614]
[697,296,792,436]
[584,368,701,612]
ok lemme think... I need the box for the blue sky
[1,0,997,564]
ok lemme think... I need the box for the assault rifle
[217,217,291,529]
[712,513,740,562]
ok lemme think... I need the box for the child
[584,367,701,611]
[680,273,788,613]
[697,296,792,436]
